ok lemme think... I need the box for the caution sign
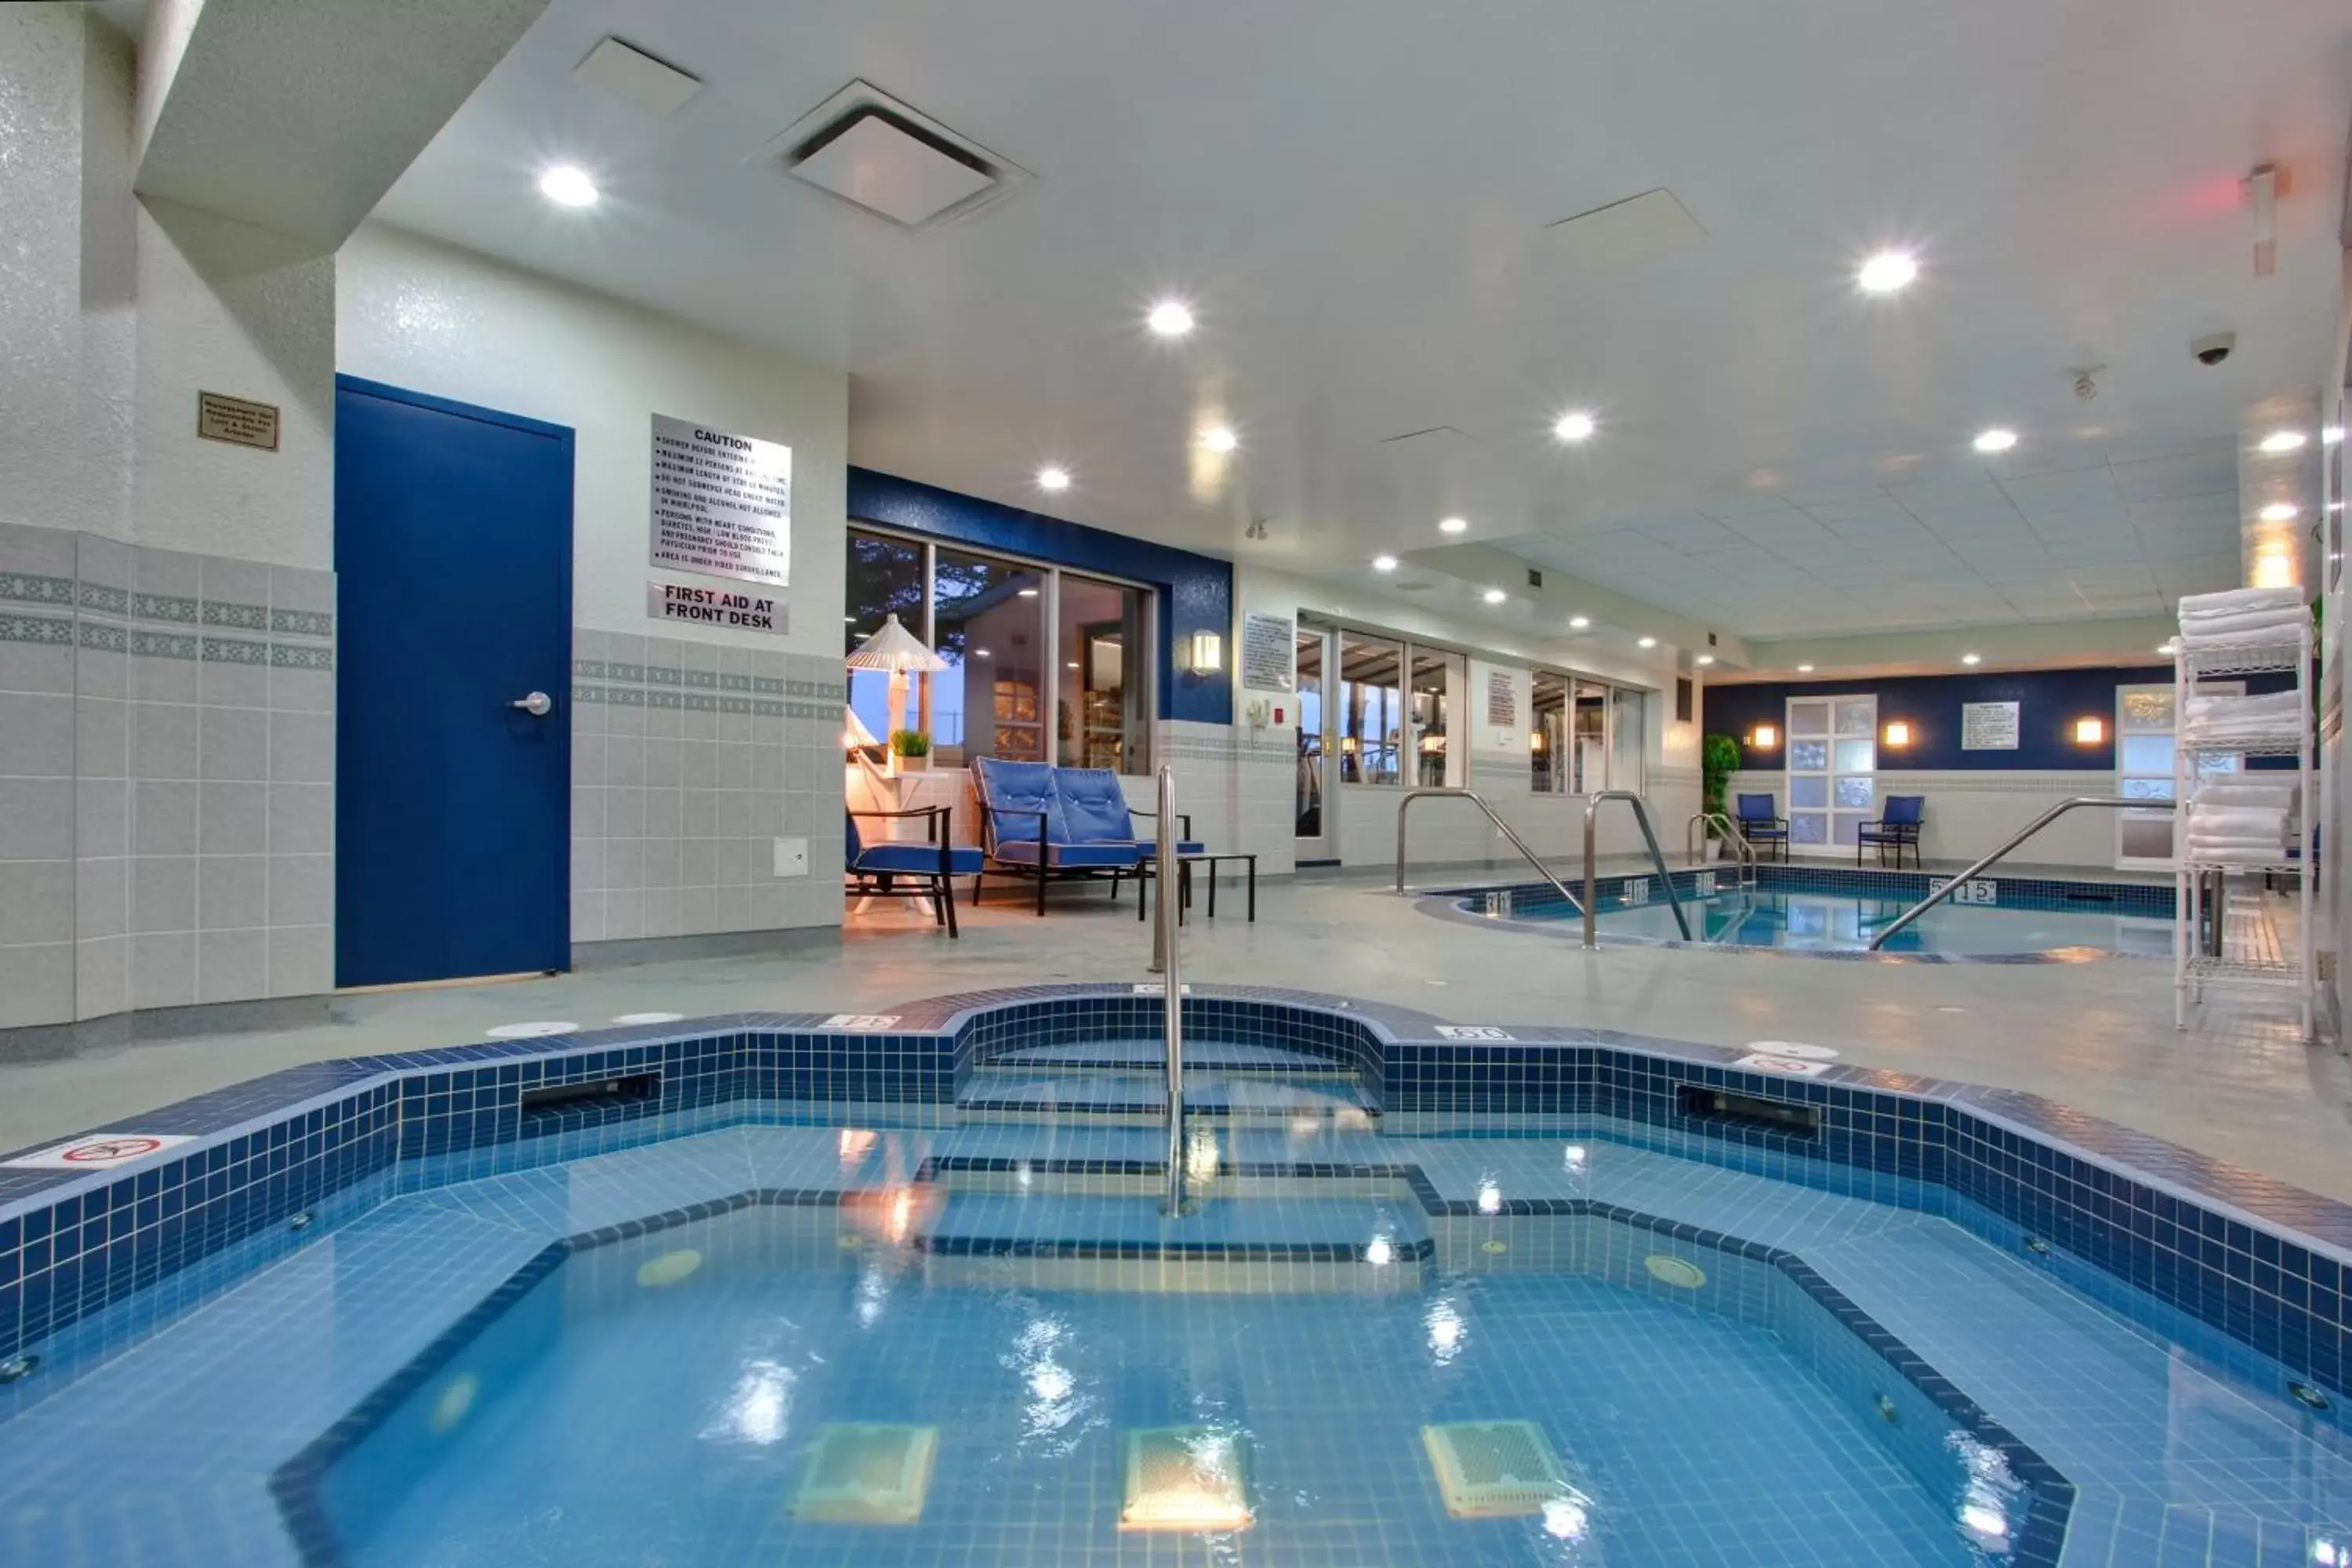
[646,581,786,634]
[649,414,790,586]
[4,1132,197,1170]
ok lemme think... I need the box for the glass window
[1058,573,1148,771]
[932,548,1047,764]
[1570,681,1608,793]
[1610,687,1645,795]
[1410,647,1461,787]
[1530,671,1568,793]
[844,530,924,744]
[1338,633,1403,785]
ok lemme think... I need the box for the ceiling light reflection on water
[703,1359,796,1446]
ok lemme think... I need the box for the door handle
[510,691,553,717]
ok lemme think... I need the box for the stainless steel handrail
[1394,788,1584,913]
[1864,796,2137,950]
[1686,811,1757,885]
[1148,764,1187,1215]
[1584,791,1691,946]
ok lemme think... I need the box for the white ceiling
[372,0,2352,638]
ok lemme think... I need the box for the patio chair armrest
[1131,808,1194,838]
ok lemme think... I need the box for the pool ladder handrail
[1145,764,1186,1215]
[1583,792,1692,947]
[1685,812,1759,889]
[1393,788,1584,915]
[1864,796,2139,950]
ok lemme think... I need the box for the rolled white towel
[2179,586,2305,619]
[2187,817,2287,837]
[2187,807,2286,833]
[2175,614,2307,643]
[2195,782,2296,808]
[2186,691,2300,720]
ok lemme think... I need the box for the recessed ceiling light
[1016,587,1039,598]
[1036,465,1070,492]
[2260,430,2308,454]
[1568,615,1591,630]
[1796,663,1815,673]
[1857,249,1918,294]
[844,615,858,623]
[1372,554,1399,572]
[1973,427,2018,454]
[1483,587,1507,605]
[1200,425,1237,453]
[1637,636,1657,649]
[1066,662,1080,670]
[1552,411,1597,443]
[1695,654,1715,666]
[2325,426,2345,446]
[974,648,992,658]
[1960,652,1981,666]
[1146,299,1195,338]
[2259,502,2299,522]
[538,165,600,207]
[1439,516,1468,534]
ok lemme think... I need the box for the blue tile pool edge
[2,982,2350,1432]
[262,1188,2067,1568]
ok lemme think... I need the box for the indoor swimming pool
[0,987,2344,1566]
[1438,869,2176,960]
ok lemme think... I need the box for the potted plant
[1700,732,1740,857]
[890,729,932,775]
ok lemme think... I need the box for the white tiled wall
[568,630,845,945]
[0,521,334,1028]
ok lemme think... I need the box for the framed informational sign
[1961,701,2020,750]
[649,414,790,586]
[1240,612,1294,691]
[1486,670,1516,728]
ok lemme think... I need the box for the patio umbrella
[845,613,947,749]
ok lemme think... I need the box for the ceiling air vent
[764,80,1029,230]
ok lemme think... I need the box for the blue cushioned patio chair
[845,805,982,937]
[972,758,1171,915]
[1858,794,1926,869]
[1733,793,1788,862]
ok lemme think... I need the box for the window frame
[1298,615,1653,796]
[846,522,1159,773]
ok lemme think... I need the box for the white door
[1787,695,1875,855]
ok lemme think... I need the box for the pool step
[919,1191,1428,1292]
[956,1069,1378,1127]
[920,1122,1406,1200]
[982,1039,1357,1080]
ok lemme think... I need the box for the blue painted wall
[847,467,1232,725]
[1708,665,2297,771]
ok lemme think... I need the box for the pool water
[325,1205,1974,1567]
[1563,889,2171,956]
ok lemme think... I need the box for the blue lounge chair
[846,805,982,937]
[1858,795,1926,869]
[973,759,1181,915]
[1734,793,1788,862]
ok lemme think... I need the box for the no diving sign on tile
[4,1133,195,1170]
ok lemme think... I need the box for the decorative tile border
[271,644,333,670]
[270,608,334,640]
[132,592,198,623]
[75,583,127,617]
[0,612,74,647]
[131,630,199,661]
[200,600,270,633]
[0,572,74,608]
[201,636,270,666]
[5,982,2351,1434]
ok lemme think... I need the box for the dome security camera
[2192,331,2235,366]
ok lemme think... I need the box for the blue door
[334,376,574,986]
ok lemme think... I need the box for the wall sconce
[1529,731,1545,752]
[2074,716,2105,745]
[1341,735,1359,754]
[1882,720,1911,749]
[1186,630,1224,672]
[1750,723,1778,749]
